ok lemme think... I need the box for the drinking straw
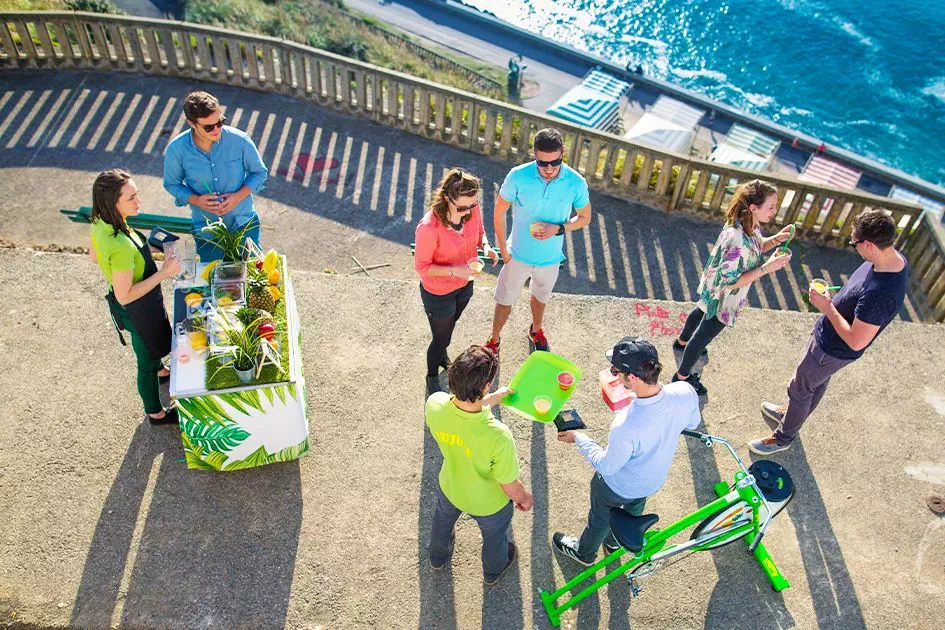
[777,224,796,254]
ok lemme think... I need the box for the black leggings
[421,282,474,377]
[677,306,726,376]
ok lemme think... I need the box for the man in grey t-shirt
[552,337,702,565]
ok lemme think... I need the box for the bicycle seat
[609,510,659,552]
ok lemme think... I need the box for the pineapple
[248,274,275,313]
[235,306,273,329]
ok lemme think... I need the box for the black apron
[105,228,172,360]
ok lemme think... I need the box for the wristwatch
[555,224,566,236]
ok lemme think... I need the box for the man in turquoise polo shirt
[485,128,592,355]
[425,345,533,586]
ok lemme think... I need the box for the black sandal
[147,407,179,425]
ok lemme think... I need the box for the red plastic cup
[557,371,575,390]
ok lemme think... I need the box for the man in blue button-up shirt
[163,91,268,261]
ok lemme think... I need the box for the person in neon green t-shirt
[88,169,180,424]
[425,345,533,586]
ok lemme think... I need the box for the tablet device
[554,408,586,432]
[147,226,180,252]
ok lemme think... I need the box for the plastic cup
[557,371,575,390]
[530,222,544,237]
[164,241,178,260]
[533,396,552,416]
[810,278,829,296]
[468,258,484,276]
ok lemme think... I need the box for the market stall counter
[169,252,309,471]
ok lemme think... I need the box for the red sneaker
[484,337,500,357]
[528,325,549,352]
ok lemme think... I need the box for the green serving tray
[505,351,583,422]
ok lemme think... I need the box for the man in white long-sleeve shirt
[552,336,702,565]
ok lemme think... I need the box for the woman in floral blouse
[673,179,795,396]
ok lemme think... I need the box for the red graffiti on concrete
[635,301,688,337]
[649,319,682,337]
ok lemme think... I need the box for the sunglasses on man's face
[536,157,563,168]
[848,238,864,248]
[200,115,226,133]
[609,365,622,377]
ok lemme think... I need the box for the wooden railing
[900,211,945,322]
[1,11,942,320]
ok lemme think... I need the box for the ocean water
[465,0,945,187]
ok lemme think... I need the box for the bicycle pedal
[627,577,643,597]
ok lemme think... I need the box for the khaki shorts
[494,257,560,306]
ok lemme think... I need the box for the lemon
[184,292,203,308]
[201,260,219,282]
[189,331,208,350]
[217,296,234,307]
[262,249,279,274]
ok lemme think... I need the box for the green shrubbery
[64,0,122,13]
[183,0,503,98]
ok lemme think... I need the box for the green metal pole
[713,476,790,591]
[747,532,791,591]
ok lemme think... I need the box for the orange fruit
[268,270,281,285]
[268,286,281,302]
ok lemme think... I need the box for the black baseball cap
[606,336,659,376]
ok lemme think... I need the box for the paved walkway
[0,70,943,629]
[0,247,943,629]
[0,71,923,324]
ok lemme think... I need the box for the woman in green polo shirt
[89,169,180,424]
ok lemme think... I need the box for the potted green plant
[198,219,259,263]
[206,309,267,385]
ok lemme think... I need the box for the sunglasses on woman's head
[536,157,563,168]
[200,115,226,133]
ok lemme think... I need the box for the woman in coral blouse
[415,169,498,393]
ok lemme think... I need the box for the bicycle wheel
[690,502,754,550]
[691,461,796,551]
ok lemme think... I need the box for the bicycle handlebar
[680,430,745,472]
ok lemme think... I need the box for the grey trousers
[577,472,647,561]
[428,484,513,580]
[774,336,854,444]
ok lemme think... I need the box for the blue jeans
[193,214,260,262]
[428,485,513,580]
[577,472,647,560]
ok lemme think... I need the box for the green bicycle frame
[539,470,789,627]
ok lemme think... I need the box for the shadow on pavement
[1,72,920,321]
[528,416,555,628]
[683,430,795,630]
[760,440,867,630]
[418,386,458,630]
[69,422,302,628]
